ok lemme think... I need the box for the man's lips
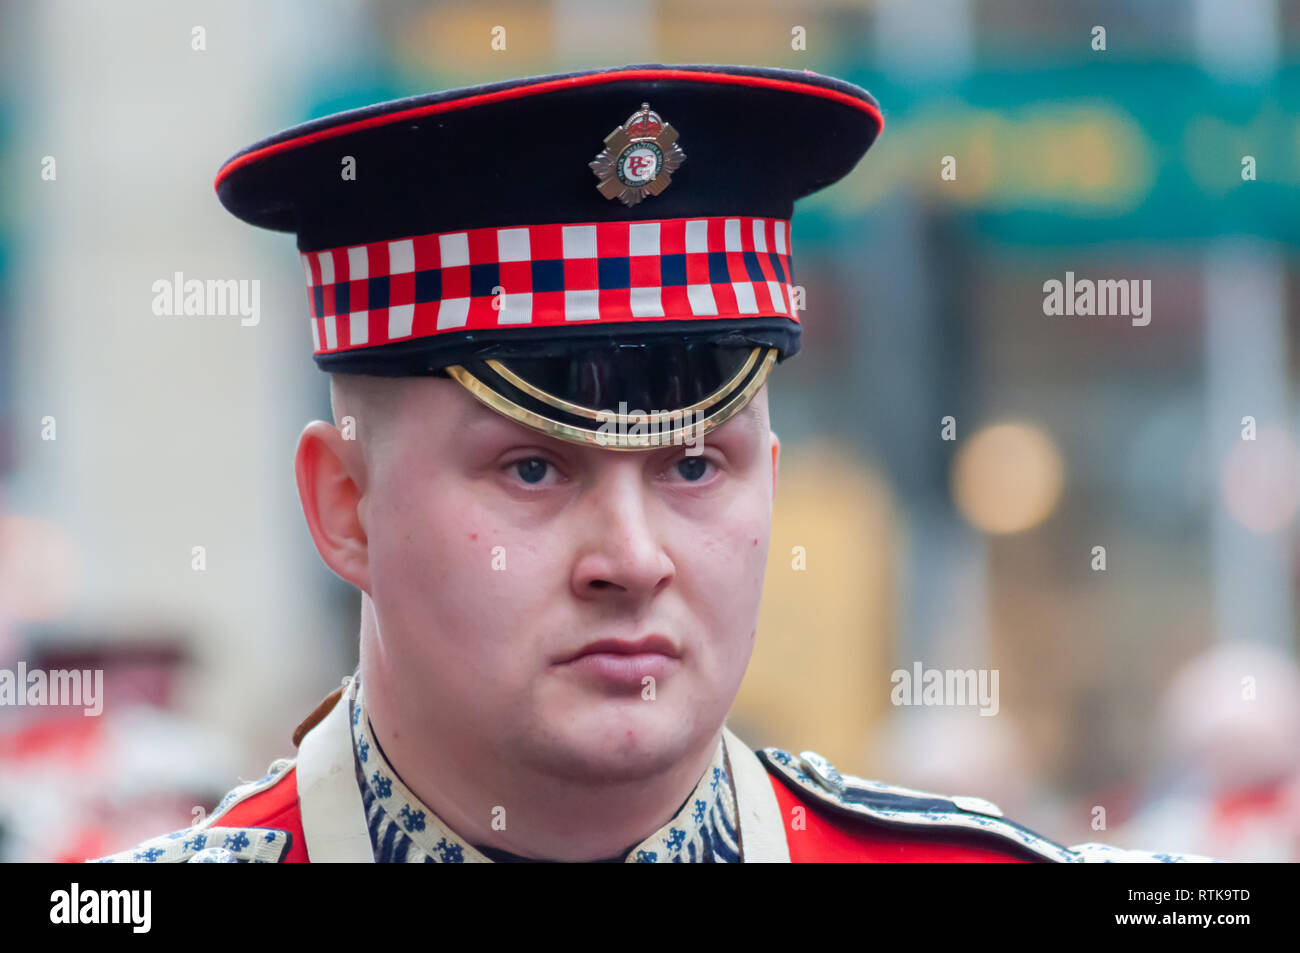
[553,635,680,666]
[553,636,682,688]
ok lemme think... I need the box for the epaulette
[88,757,298,864]
[758,747,1217,863]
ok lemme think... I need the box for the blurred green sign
[801,61,1300,246]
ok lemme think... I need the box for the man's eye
[671,455,714,483]
[507,457,556,486]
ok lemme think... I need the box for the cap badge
[589,102,685,207]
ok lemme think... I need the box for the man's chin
[529,705,697,783]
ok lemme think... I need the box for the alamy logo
[50,883,151,933]
[0,662,103,716]
[151,272,260,326]
[1042,271,1151,326]
[890,662,1000,716]
[594,402,705,452]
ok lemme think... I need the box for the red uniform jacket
[174,757,1046,863]
[92,686,1131,863]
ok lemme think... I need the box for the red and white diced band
[300,215,796,354]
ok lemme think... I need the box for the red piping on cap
[213,67,884,192]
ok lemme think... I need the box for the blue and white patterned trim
[350,676,742,862]
[758,747,1217,863]
[89,826,292,864]
[348,679,487,864]
[630,744,740,864]
[1063,842,1217,863]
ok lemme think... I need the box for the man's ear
[770,430,781,499]
[294,420,372,594]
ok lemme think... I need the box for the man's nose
[570,467,675,600]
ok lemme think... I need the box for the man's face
[330,376,778,783]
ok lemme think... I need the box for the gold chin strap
[445,347,777,451]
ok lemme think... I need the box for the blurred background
[1,0,1298,862]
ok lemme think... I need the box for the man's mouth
[552,635,681,687]
[553,635,680,666]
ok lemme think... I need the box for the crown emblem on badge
[589,103,685,207]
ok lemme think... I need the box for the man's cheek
[708,508,770,580]
[386,494,469,565]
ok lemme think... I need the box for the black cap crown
[216,63,882,448]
